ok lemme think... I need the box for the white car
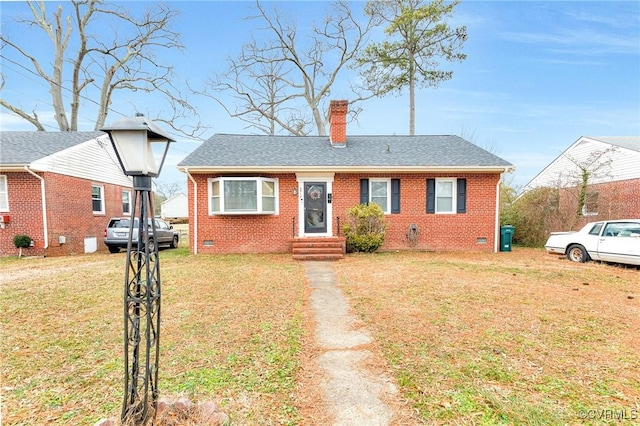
[545,219,640,266]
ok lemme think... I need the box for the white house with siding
[160,193,188,219]
[522,136,640,220]
[523,136,640,191]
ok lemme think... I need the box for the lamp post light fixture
[101,114,175,425]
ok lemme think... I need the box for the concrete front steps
[291,237,346,261]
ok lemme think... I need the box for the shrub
[13,234,32,248]
[13,234,32,257]
[343,203,387,253]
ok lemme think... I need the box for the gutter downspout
[185,168,198,255]
[495,166,514,253]
[25,166,49,250]
[494,177,501,253]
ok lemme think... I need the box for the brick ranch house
[178,100,514,259]
[522,136,640,229]
[0,132,133,257]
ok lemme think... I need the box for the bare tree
[154,181,183,216]
[156,181,183,199]
[0,0,202,136]
[513,147,619,245]
[562,147,617,220]
[204,0,380,136]
[513,186,563,246]
[459,125,499,154]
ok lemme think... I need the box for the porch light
[101,113,175,177]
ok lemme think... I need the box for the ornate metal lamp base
[121,176,161,425]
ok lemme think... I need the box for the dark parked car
[104,217,179,253]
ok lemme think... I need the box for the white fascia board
[0,164,30,172]
[178,165,513,174]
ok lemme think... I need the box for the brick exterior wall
[0,171,131,257]
[560,177,640,229]
[328,100,348,145]
[0,172,43,256]
[187,172,502,254]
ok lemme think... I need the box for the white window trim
[92,184,105,215]
[122,190,132,215]
[0,175,8,212]
[208,177,279,215]
[369,178,391,214]
[435,178,457,214]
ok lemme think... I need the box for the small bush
[13,234,32,248]
[343,203,387,253]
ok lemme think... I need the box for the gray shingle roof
[0,131,105,165]
[588,136,640,152]
[179,134,512,170]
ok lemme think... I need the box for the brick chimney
[328,100,348,147]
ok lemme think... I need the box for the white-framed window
[369,179,391,214]
[0,175,8,212]
[427,178,466,214]
[92,184,105,214]
[435,178,456,214]
[208,177,278,214]
[360,178,401,214]
[581,191,599,217]
[122,190,131,215]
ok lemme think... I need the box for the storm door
[304,182,327,234]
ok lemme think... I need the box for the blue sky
[1,1,639,191]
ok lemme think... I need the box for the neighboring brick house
[522,136,640,228]
[0,132,133,257]
[178,100,514,259]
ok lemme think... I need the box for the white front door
[297,174,334,237]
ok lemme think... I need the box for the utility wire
[1,53,205,170]
[0,53,128,120]
[1,53,207,149]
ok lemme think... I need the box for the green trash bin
[500,225,514,252]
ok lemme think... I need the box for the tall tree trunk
[409,49,415,136]
[576,169,589,219]
[70,1,95,131]
[50,5,71,131]
[312,105,326,136]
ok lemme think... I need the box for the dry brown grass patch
[1,250,306,425]
[335,248,640,425]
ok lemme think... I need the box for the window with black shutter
[359,178,400,214]
[391,179,400,213]
[457,178,466,213]
[426,178,466,214]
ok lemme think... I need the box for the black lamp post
[102,114,175,425]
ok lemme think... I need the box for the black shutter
[426,179,435,213]
[457,178,467,213]
[360,179,369,204]
[391,179,400,213]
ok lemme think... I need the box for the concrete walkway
[304,261,399,426]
